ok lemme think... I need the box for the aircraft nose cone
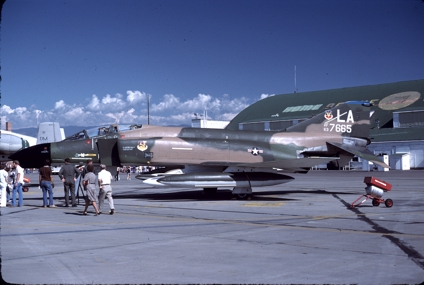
[9,143,52,168]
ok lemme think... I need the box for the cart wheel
[372,199,380,207]
[385,199,393,208]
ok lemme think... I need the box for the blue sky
[2,0,424,130]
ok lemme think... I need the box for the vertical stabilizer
[37,122,65,144]
[285,101,388,168]
[285,101,371,140]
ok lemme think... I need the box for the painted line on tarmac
[333,193,424,270]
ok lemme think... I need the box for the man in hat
[59,158,80,207]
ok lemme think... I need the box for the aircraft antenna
[147,94,150,125]
[294,65,297,93]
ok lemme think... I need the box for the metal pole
[147,94,150,125]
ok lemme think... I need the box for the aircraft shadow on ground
[21,186,357,203]
[111,187,358,202]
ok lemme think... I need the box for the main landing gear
[232,187,252,200]
[201,187,252,200]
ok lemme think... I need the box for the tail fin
[285,101,371,140]
[286,101,389,168]
[37,122,65,144]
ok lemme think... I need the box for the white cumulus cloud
[260,93,275,100]
[54,100,67,109]
[127,91,148,104]
[1,90,260,129]
[0,105,14,114]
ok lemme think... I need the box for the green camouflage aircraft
[91,101,386,197]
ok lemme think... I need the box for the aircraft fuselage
[102,125,344,168]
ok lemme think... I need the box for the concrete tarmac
[1,170,424,284]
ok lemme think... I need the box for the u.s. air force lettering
[323,109,354,133]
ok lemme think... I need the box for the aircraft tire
[234,193,251,200]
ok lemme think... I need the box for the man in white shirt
[97,164,115,215]
[12,160,24,207]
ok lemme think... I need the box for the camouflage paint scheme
[102,101,374,168]
[91,101,388,195]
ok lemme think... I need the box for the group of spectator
[0,160,24,207]
[80,160,115,216]
[115,165,156,181]
[0,159,115,216]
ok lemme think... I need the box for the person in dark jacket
[58,158,80,207]
[39,159,55,208]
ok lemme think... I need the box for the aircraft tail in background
[37,122,65,144]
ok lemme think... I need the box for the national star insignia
[248,147,263,156]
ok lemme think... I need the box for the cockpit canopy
[64,124,142,141]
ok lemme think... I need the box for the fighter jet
[94,101,388,197]
[9,124,142,168]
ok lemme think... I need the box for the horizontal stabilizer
[327,142,390,169]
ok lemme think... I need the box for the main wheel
[234,193,251,200]
[372,199,380,207]
[385,199,393,208]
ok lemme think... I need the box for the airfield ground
[1,170,423,284]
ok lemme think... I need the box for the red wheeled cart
[350,177,393,208]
